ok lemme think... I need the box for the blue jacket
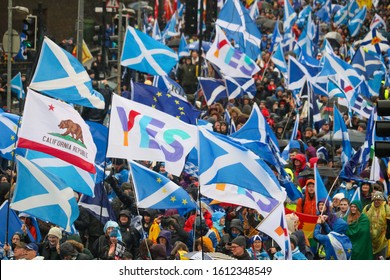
[291,247,307,260]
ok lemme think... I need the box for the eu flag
[130,81,200,124]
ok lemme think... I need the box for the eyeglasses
[230,245,240,249]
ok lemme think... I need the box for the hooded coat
[314,218,352,260]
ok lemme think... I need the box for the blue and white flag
[121,26,178,76]
[351,94,374,119]
[153,75,186,98]
[327,78,347,99]
[359,109,376,174]
[348,5,367,37]
[162,12,180,41]
[29,37,105,109]
[130,160,197,210]
[272,43,287,76]
[152,19,162,42]
[184,147,199,177]
[0,201,35,244]
[288,56,311,90]
[281,112,300,161]
[24,150,95,197]
[333,4,348,26]
[296,5,312,28]
[333,105,352,166]
[198,77,228,105]
[283,0,297,34]
[86,121,108,183]
[358,28,390,54]
[314,163,329,212]
[10,72,25,100]
[198,126,285,202]
[348,0,360,18]
[11,155,79,232]
[224,109,236,134]
[78,182,117,225]
[351,47,386,81]
[224,75,256,99]
[0,112,20,160]
[370,13,387,31]
[269,20,282,53]
[216,0,262,61]
[315,0,332,23]
[178,34,190,58]
[248,0,259,21]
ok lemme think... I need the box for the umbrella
[299,167,340,178]
[256,17,282,33]
[187,41,212,52]
[324,32,342,44]
[183,251,213,260]
[317,130,366,147]
[167,37,181,48]
[128,1,150,10]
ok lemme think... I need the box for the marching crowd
[1,0,390,261]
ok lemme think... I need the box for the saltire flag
[327,77,347,99]
[287,56,311,91]
[107,94,197,176]
[248,0,259,21]
[202,183,279,218]
[224,109,236,134]
[184,147,199,178]
[297,24,313,58]
[348,5,367,38]
[314,163,329,212]
[322,38,336,56]
[86,121,108,183]
[216,0,262,61]
[0,201,34,244]
[198,126,286,202]
[315,0,332,23]
[333,105,352,166]
[351,47,386,81]
[11,155,79,232]
[370,13,387,31]
[162,12,180,41]
[178,34,190,58]
[0,112,20,160]
[71,40,93,65]
[296,5,312,28]
[29,37,105,109]
[348,0,360,18]
[206,25,260,78]
[333,4,348,26]
[152,20,162,42]
[224,75,256,99]
[198,77,228,105]
[269,20,282,53]
[271,43,287,76]
[283,0,297,34]
[281,31,297,53]
[339,146,363,180]
[257,203,292,260]
[10,72,25,100]
[358,28,390,54]
[351,94,374,119]
[130,81,200,124]
[308,84,325,130]
[130,160,197,211]
[24,150,95,197]
[358,109,376,174]
[16,89,97,174]
[281,112,300,161]
[78,182,117,225]
[349,186,361,204]
[121,26,178,76]
[153,75,186,98]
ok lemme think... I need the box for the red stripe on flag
[18,138,96,174]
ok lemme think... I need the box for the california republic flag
[17,89,97,173]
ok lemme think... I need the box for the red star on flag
[48,104,55,111]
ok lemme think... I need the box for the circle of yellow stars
[152,91,186,120]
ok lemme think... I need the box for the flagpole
[197,0,204,78]
[255,200,283,228]
[320,174,340,216]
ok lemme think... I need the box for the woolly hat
[250,235,262,244]
[47,227,62,239]
[104,220,119,233]
[211,211,226,223]
[332,193,345,201]
[231,235,246,248]
[229,219,244,233]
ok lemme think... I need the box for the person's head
[104,221,119,237]
[230,236,246,257]
[290,235,298,251]
[109,229,121,244]
[250,235,263,251]
[286,213,299,233]
[339,198,350,213]
[318,200,326,213]
[349,200,362,215]
[306,179,315,195]
[372,191,385,208]
[24,243,39,260]
[142,210,152,224]
[322,122,330,132]
[361,182,371,194]
[13,242,27,260]
[229,219,243,238]
[59,242,78,260]
[118,210,131,225]
[332,193,345,207]
[47,227,62,247]
[11,232,23,246]
[304,127,313,138]
[112,158,126,172]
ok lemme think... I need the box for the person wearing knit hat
[39,227,62,260]
[230,235,251,260]
[331,193,345,212]
[247,235,270,260]
[344,200,373,260]
[363,191,390,259]
[290,235,307,260]
[92,220,123,259]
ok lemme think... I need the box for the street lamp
[7,0,29,112]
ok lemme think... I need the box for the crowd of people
[1,0,390,260]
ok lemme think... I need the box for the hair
[139,239,153,259]
[285,213,299,233]
[340,198,350,204]
[346,204,361,224]
[170,241,189,259]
